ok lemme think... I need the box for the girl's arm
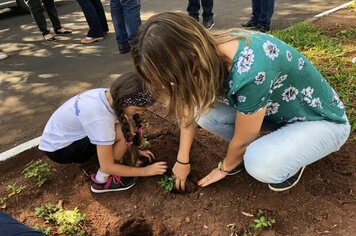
[198,107,266,187]
[97,145,167,177]
[172,120,197,191]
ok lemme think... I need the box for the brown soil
[1,8,356,236]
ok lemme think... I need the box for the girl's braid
[133,114,143,146]
[113,96,140,166]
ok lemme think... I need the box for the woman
[131,12,350,192]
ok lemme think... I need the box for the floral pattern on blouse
[282,87,299,102]
[236,46,255,74]
[263,41,279,60]
[286,50,292,61]
[298,57,305,70]
[266,101,280,116]
[254,72,266,85]
[273,74,288,89]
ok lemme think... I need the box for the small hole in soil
[119,217,153,236]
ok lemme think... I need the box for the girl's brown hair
[110,72,153,165]
[132,12,232,125]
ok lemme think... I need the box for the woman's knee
[244,143,282,183]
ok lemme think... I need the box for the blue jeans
[250,0,275,27]
[197,102,351,184]
[110,0,141,47]
[0,211,45,235]
[76,0,109,38]
[187,0,214,21]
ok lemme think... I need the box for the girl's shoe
[90,174,136,193]
[80,37,104,44]
[43,33,57,42]
[54,28,72,36]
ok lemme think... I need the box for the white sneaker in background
[0,50,8,60]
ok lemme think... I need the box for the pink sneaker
[90,174,136,193]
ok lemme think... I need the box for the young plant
[6,183,27,198]
[22,159,51,187]
[35,203,87,236]
[249,210,276,231]
[158,175,175,192]
[0,196,7,209]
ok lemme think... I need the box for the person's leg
[26,0,50,35]
[122,0,141,45]
[76,0,104,38]
[90,0,109,33]
[111,0,128,48]
[250,0,261,24]
[187,0,200,21]
[201,0,213,21]
[258,0,274,32]
[42,0,61,30]
[244,118,350,188]
[241,0,259,28]
[0,212,45,235]
[44,137,96,164]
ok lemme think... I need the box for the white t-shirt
[39,88,117,152]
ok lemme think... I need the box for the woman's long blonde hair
[132,12,245,125]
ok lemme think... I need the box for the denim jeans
[76,0,109,38]
[250,0,275,27]
[26,0,61,35]
[110,0,141,47]
[187,0,214,21]
[197,102,351,184]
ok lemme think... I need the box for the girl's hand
[144,161,167,176]
[197,168,228,187]
[172,162,191,191]
[139,149,155,162]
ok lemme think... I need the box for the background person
[240,0,275,33]
[76,0,109,44]
[39,73,167,193]
[131,12,350,192]
[110,0,141,54]
[26,0,72,41]
[187,0,214,29]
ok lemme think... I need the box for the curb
[0,1,354,163]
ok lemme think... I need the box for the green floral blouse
[223,33,346,124]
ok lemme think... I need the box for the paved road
[0,0,349,152]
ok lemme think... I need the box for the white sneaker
[0,51,8,60]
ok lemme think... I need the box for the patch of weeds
[336,28,356,41]
[249,210,276,231]
[238,210,276,236]
[273,22,356,130]
[158,175,175,192]
[347,189,356,200]
[34,203,87,235]
[22,159,52,187]
[6,183,27,198]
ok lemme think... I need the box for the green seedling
[35,203,87,236]
[347,189,356,200]
[249,210,276,231]
[6,183,27,198]
[158,175,175,192]
[22,160,51,187]
[0,196,7,209]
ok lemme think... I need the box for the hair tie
[136,127,143,134]
[125,141,134,148]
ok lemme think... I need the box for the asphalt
[0,0,350,152]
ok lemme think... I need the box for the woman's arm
[198,107,266,187]
[97,145,167,177]
[172,119,198,191]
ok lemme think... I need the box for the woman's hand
[139,149,155,162]
[197,168,228,187]
[172,162,191,191]
[144,161,167,176]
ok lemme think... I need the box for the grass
[273,21,356,131]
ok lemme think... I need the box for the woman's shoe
[43,33,57,42]
[80,37,104,44]
[54,28,72,36]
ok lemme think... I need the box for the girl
[131,12,351,192]
[39,73,167,193]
